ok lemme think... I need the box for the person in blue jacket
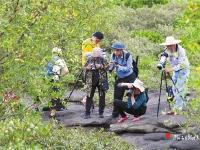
[109,42,136,118]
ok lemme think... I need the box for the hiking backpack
[44,56,60,77]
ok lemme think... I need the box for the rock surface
[42,90,199,150]
[42,103,112,127]
[64,90,86,102]
[170,140,200,150]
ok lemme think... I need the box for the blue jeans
[172,69,190,110]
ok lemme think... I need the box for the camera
[108,62,118,72]
[126,89,134,97]
[108,63,115,72]
[91,63,96,70]
[157,51,168,70]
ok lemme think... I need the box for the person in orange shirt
[82,32,104,66]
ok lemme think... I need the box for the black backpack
[112,52,139,77]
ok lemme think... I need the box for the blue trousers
[172,69,189,110]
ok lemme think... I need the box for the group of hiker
[47,31,190,123]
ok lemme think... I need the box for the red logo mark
[165,133,171,139]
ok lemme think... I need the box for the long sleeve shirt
[127,92,147,109]
[165,45,190,72]
[111,50,133,78]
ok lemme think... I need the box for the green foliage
[173,0,200,90]
[174,0,200,66]
[0,0,199,148]
[181,98,200,134]
[114,0,169,8]
[0,100,135,150]
[0,0,113,100]
[131,30,164,43]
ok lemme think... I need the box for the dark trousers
[112,72,136,117]
[85,81,105,115]
[114,99,146,118]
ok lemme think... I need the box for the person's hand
[165,67,173,73]
[120,83,133,88]
[85,64,91,70]
[96,64,103,69]
[109,62,114,67]
[115,64,120,68]
[126,83,133,89]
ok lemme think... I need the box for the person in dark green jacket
[114,79,148,123]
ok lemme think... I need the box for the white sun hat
[92,47,102,57]
[132,79,145,92]
[160,36,181,46]
[52,47,62,55]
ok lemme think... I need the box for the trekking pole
[135,56,139,78]
[167,73,185,101]
[157,70,164,117]
[164,72,171,110]
[66,69,84,102]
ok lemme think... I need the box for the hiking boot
[117,116,128,123]
[84,114,91,119]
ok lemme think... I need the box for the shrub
[114,0,169,8]
[0,100,135,150]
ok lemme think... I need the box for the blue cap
[111,42,125,50]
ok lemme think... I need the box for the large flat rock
[143,133,171,141]
[64,90,86,102]
[121,133,173,150]
[170,140,200,150]
[42,103,112,127]
[157,115,186,130]
[42,90,198,150]
[110,116,170,134]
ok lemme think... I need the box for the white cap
[132,79,145,92]
[92,47,102,57]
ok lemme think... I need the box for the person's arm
[172,47,189,71]
[119,83,133,88]
[132,92,147,110]
[117,54,133,72]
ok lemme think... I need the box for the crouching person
[114,79,148,123]
[49,47,69,118]
[84,48,109,119]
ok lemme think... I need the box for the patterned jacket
[84,57,108,96]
